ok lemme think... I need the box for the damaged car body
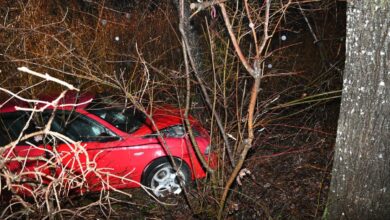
[0,92,215,197]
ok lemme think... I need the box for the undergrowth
[0,0,345,219]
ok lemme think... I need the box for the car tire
[142,157,191,197]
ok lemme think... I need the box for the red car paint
[0,92,215,195]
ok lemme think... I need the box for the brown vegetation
[0,0,346,219]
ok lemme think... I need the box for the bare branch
[219,3,255,76]
[17,67,79,91]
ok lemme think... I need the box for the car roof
[0,91,94,113]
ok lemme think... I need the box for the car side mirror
[97,134,121,142]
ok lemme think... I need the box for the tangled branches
[0,67,163,219]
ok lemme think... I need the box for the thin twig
[217,0,271,218]
[219,3,255,76]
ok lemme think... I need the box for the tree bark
[328,1,390,219]
[173,0,236,166]
[172,0,205,74]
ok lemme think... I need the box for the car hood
[131,105,198,136]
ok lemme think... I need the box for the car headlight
[160,125,200,138]
[160,125,185,137]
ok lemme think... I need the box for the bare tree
[327,1,390,219]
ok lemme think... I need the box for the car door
[50,110,138,191]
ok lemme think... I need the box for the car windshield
[87,102,146,134]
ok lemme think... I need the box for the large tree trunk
[328,1,390,219]
[172,0,205,74]
[173,0,236,166]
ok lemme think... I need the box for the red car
[0,92,214,197]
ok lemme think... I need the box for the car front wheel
[143,158,191,197]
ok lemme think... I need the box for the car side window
[0,112,40,146]
[52,111,117,142]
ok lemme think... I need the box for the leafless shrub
[0,67,174,219]
[0,0,345,218]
